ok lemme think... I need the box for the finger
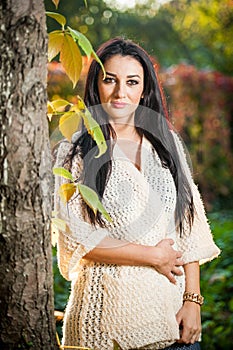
[167,238,174,245]
[191,335,196,344]
[185,333,197,344]
[172,267,183,276]
[176,251,183,259]
[192,332,201,344]
[175,258,184,266]
[167,272,176,284]
[179,328,193,344]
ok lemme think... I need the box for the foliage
[161,64,233,210]
[44,0,233,76]
[200,211,233,350]
[46,10,104,87]
[160,0,233,75]
[52,166,111,222]
[49,93,110,227]
[47,59,90,103]
[45,0,120,44]
[46,7,110,226]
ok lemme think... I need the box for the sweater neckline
[112,136,152,174]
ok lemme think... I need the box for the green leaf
[67,27,93,58]
[48,31,64,62]
[51,217,67,232]
[60,33,82,88]
[46,12,66,28]
[67,26,105,76]
[78,184,112,222]
[77,97,107,158]
[53,167,74,181]
[92,50,106,79]
[59,110,81,142]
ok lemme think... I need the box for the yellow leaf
[59,183,76,203]
[60,34,82,88]
[47,101,54,115]
[50,99,71,112]
[52,0,60,9]
[59,111,81,142]
[76,96,86,111]
[47,99,71,121]
[46,12,66,28]
[48,31,64,62]
[47,101,54,121]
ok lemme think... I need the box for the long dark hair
[68,37,194,235]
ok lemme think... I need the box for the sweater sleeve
[54,141,109,281]
[172,131,221,265]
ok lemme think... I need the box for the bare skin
[176,262,202,344]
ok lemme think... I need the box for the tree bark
[0,0,58,348]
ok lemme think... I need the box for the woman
[54,38,220,350]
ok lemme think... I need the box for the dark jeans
[164,342,201,350]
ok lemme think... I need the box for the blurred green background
[45,0,233,348]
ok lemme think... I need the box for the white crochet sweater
[54,132,220,350]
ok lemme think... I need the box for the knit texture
[54,132,220,350]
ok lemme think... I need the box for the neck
[110,116,140,142]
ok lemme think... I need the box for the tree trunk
[0,1,58,349]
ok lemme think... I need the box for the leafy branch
[47,8,110,232]
[52,167,112,222]
[48,96,107,157]
[46,11,105,88]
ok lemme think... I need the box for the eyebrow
[105,71,141,79]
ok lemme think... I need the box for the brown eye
[103,77,116,84]
[127,80,139,86]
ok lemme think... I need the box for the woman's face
[97,54,144,122]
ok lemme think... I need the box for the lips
[111,101,127,108]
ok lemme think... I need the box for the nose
[114,82,126,99]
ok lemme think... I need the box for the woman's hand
[84,237,183,284]
[153,239,184,284]
[176,301,202,344]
